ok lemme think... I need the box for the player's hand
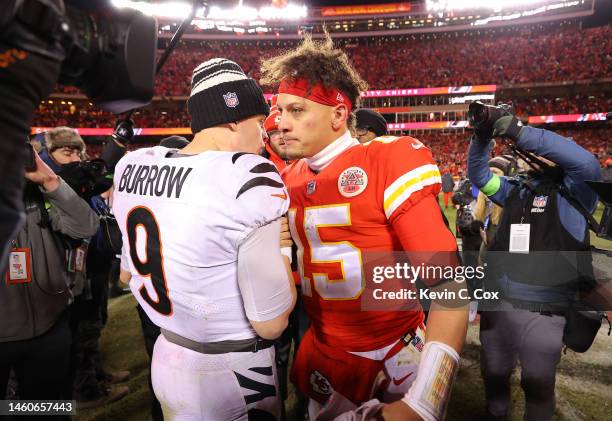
[25,149,60,192]
[279,216,293,248]
[112,118,135,146]
[377,401,423,421]
[120,268,132,286]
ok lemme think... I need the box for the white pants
[151,335,281,421]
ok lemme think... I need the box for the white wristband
[402,341,460,421]
[280,246,292,264]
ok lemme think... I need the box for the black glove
[492,115,524,142]
[112,119,135,146]
[473,124,494,143]
[470,220,484,235]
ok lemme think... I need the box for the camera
[59,158,113,200]
[468,101,514,133]
[24,142,37,172]
[0,0,157,113]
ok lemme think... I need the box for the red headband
[278,78,353,111]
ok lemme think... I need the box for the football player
[113,59,296,420]
[262,95,290,172]
[260,37,469,420]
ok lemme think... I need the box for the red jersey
[264,143,288,172]
[283,135,444,352]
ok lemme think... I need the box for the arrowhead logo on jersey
[223,92,239,108]
[310,370,332,396]
[306,180,317,195]
[338,166,368,197]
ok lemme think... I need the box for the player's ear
[228,121,239,132]
[331,104,349,131]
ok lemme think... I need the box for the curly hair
[260,33,368,127]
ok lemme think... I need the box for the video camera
[467,101,514,134]
[0,0,157,113]
[468,101,563,179]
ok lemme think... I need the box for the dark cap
[159,135,190,149]
[355,108,388,137]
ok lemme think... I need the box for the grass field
[76,205,612,421]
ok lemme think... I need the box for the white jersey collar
[306,130,359,172]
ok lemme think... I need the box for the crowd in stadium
[34,21,611,179]
[33,92,610,129]
[511,93,610,117]
[52,23,611,97]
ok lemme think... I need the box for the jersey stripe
[236,177,284,198]
[249,162,279,174]
[383,164,441,218]
[372,135,401,144]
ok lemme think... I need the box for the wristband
[280,246,292,264]
[402,341,460,421]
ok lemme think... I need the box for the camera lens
[468,102,488,126]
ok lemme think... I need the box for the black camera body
[0,0,157,113]
[468,101,514,134]
[59,158,113,200]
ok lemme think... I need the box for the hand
[377,401,423,421]
[119,268,132,286]
[480,228,487,245]
[25,149,60,192]
[492,115,524,141]
[112,118,135,146]
[279,216,293,248]
[473,124,494,143]
[470,220,484,235]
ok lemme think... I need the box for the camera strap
[557,186,601,235]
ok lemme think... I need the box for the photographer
[0,147,99,402]
[37,125,132,407]
[467,110,601,420]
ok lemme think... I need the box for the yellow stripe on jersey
[371,135,401,144]
[383,164,441,219]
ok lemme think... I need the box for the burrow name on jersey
[117,164,193,199]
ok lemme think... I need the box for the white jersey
[113,147,289,342]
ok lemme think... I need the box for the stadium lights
[473,1,579,25]
[426,0,557,13]
[449,94,495,104]
[207,5,258,21]
[113,0,307,23]
[260,4,308,20]
[111,0,193,19]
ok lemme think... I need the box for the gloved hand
[492,115,524,142]
[112,118,135,146]
[470,219,484,235]
[473,124,494,143]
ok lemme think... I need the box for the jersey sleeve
[231,153,289,246]
[378,136,442,221]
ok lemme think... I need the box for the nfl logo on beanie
[223,92,239,108]
[188,58,269,133]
